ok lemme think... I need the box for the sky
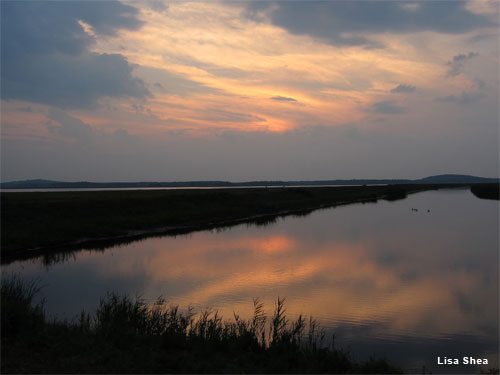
[1,0,499,182]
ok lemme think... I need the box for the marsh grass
[1,274,45,335]
[1,276,404,373]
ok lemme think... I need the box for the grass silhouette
[2,276,403,373]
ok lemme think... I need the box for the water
[2,188,498,373]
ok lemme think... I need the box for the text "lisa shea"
[438,357,488,365]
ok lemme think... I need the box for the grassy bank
[1,276,402,374]
[1,184,465,262]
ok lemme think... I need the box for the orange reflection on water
[80,226,496,340]
[72,189,498,344]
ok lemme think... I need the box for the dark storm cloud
[446,52,479,77]
[4,52,149,109]
[368,101,406,114]
[244,2,494,46]
[1,1,149,108]
[271,96,297,102]
[391,84,416,94]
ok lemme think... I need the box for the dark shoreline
[470,183,500,200]
[1,184,491,264]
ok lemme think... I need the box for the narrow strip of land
[0,184,477,262]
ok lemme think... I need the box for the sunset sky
[1,0,499,182]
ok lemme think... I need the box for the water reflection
[3,188,498,373]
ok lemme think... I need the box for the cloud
[271,96,297,102]
[136,66,219,96]
[440,91,485,104]
[398,3,421,12]
[16,106,34,113]
[368,101,406,114]
[391,84,416,94]
[446,52,479,76]
[1,1,149,109]
[244,2,495,46]
[46,109,94,144]
[3,53,150,109]
[45,109,141,151]
[469,33,497,43]
[196,108,266,124]
[143,1,169,14]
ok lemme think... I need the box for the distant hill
[417,174,499,184]
[1,174,498,190]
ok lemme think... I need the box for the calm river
[3,188,499,373]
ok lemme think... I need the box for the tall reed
[1,276,404,373]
